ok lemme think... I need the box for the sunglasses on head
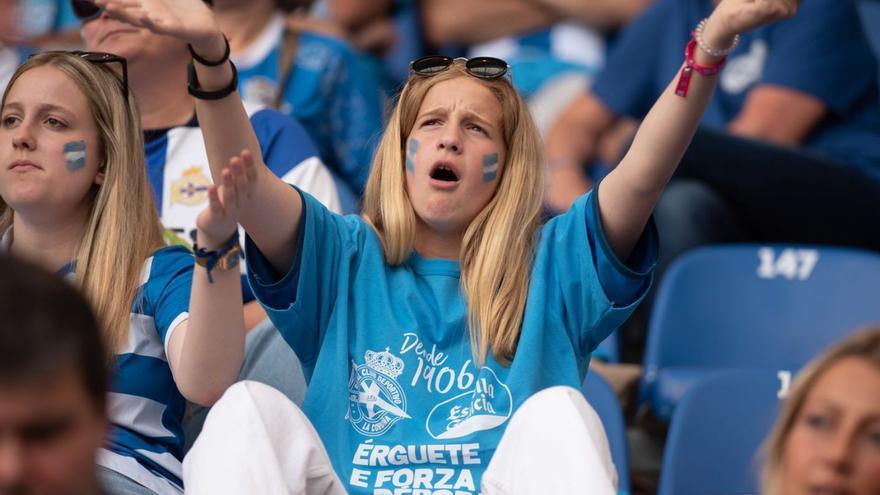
[33,51,129,100]
[409,56,511,81]
[72,0,214,21]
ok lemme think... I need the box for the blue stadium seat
[582,372,631,495]
[658,370,782,495]
[640,244,880,421]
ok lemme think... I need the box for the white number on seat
[757,248,819,280]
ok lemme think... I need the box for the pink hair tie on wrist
[674,37,728,98]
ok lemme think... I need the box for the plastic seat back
[658,370,782,495]
[641,244,880,420]
[583,372,631,495]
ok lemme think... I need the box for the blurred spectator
[761,326,880,495]
[0,0,34,92]
[213,0,386,202]
[313,0,394,54]
[79,2,341,329]
[545,0,880,255]
[0,254,108,495]
[423,0,651,133]
[2,0,83,50]
[545,0,880,360]
[311,0,426,89]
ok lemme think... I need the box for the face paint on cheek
[406,138,419,173]
[63,140,87,172]
[482,152,499,183]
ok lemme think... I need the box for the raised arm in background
[527,0,653,31]
[325,0,394,31]
[422,0,558,46]
[728,85,826,145]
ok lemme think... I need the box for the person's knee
[489,386,617,493]
[219,380,289,407]
[516,386,602,431]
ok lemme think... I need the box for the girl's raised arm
[596,0,798,260]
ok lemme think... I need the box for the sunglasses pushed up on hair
[409,56,511,82]
[72,0,214,22]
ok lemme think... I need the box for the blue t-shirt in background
[246,189,656,494]
[592,0,880,171]
[233,13,385,199]
[468,21,606,98]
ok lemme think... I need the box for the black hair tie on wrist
[188,35,230,67]
[187,60,238,100]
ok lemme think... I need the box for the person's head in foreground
[363,56,544,363]
[0,51,163,351]
[763,326,880,495]
[0,254,108,495]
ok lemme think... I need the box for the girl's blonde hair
[761,326,880,494]
[362,63,544,365]
[1,53,165,355]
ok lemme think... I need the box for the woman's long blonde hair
[0,53,165,355]
[362,63,544,365]
[761,327,880,494]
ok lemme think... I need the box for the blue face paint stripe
[63,141,86,152]
[63,140,87,172]
[406,138,419,172]
[482,152,499,182]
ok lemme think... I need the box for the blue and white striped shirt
[96,246,193,495]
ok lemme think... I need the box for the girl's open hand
[196,150,257,248]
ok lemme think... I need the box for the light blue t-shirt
[246,188,656,493]
[233,13,385,198]
[10,0,79,39]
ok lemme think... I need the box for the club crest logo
[347,348,410,437]
[170,166,211,206]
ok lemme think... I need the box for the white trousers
[184,381,617,495]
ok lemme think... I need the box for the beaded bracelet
[694,18,740,58]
